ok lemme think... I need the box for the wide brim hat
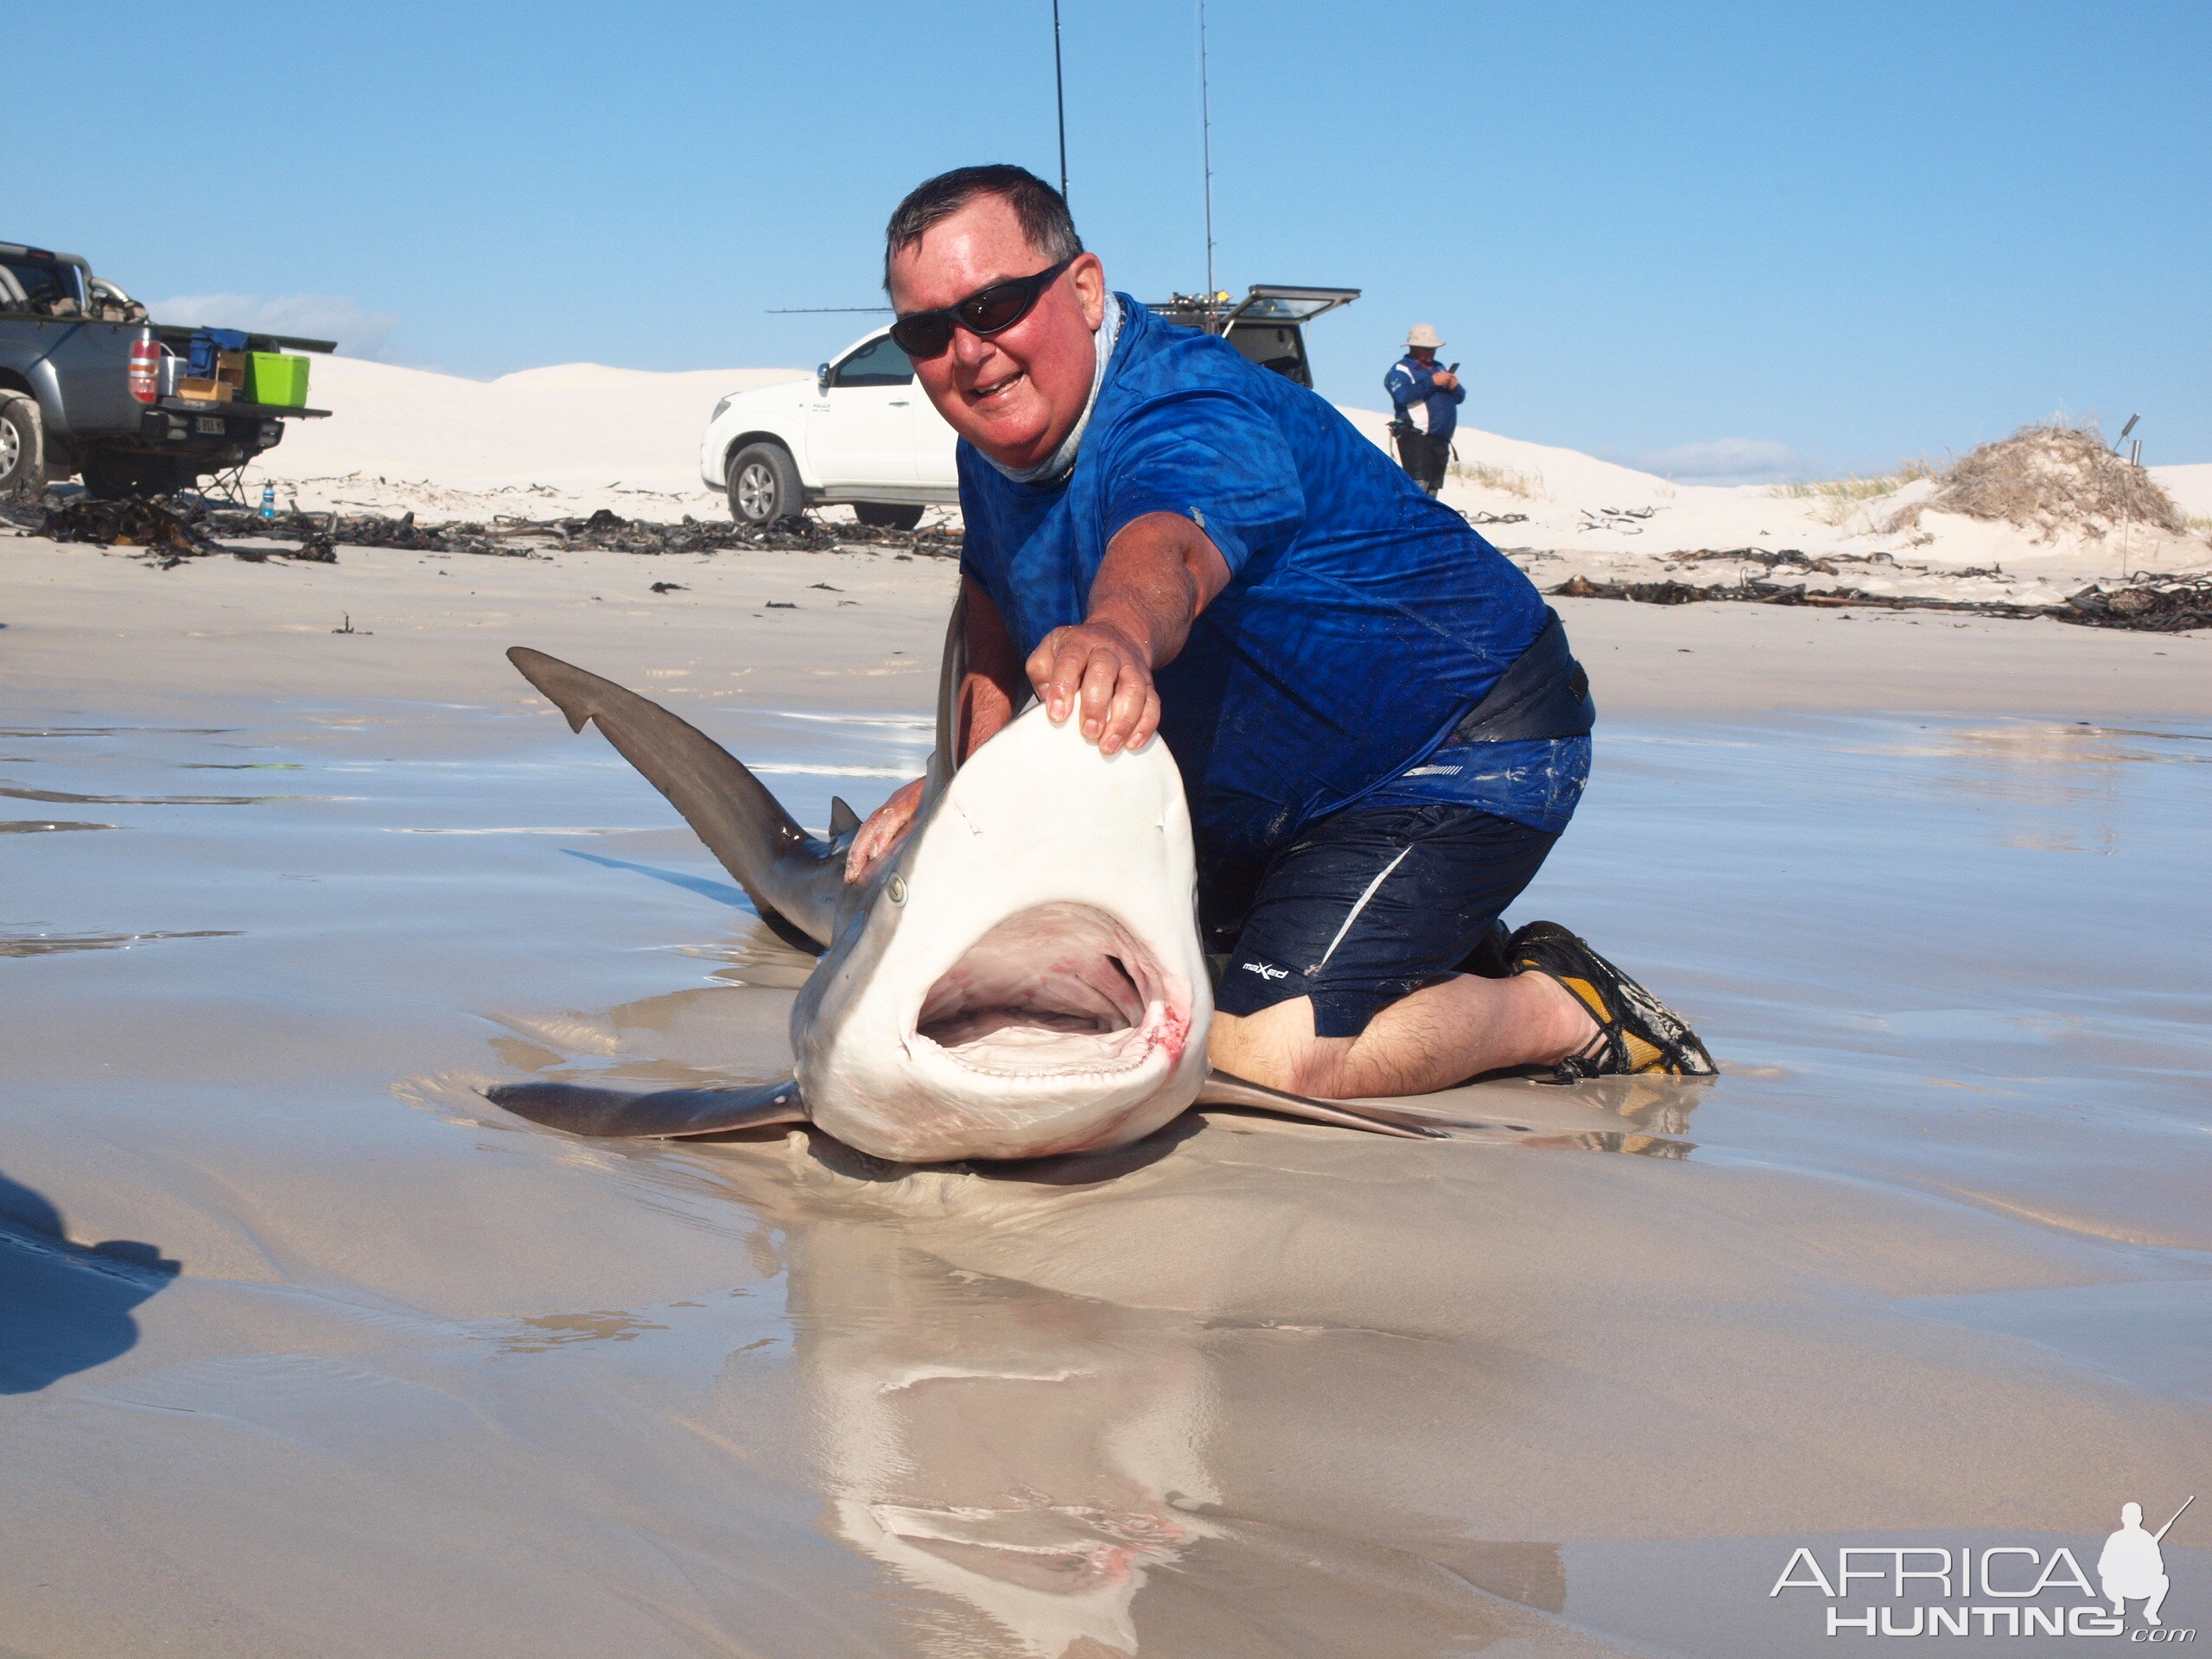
[1405,324,1443,348]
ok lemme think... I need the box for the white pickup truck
[698,285,1357,530]
[699,327,950,531]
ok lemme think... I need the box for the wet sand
[3,536,2209,1656]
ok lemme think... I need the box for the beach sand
[13,345,2212,1654]
[4,409,2209,1655]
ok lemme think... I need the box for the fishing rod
[1052,0,1070,202]
[1197,0,1216,310]
[2155,1495,2195,1543]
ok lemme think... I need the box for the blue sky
[20,0,2207,480]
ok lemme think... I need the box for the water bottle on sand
[260,482,276,521]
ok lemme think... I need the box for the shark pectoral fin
[1196,1070,1447,1141]
[484,1077,808,1139]
[828,796,861,838]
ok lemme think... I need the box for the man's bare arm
[1029,511,1230,754]
[956,575,1026,762]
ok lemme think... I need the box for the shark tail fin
[485,1077,808,1139]
[505,647,838,950]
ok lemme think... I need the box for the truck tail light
[128,339,161,404]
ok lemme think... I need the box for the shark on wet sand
[486,601,1455,1162]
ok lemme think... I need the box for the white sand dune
[2152,461,2212,518]
[248,356,806,517]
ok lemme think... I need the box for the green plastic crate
[244,352,310,407]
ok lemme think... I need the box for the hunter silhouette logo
[2101,1498,2190,1629]
[1768,1496,2195,1640]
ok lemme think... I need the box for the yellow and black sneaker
[1510,920,1717,1081]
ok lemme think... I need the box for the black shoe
[1510,921,1717,1081]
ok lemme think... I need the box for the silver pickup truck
[1,240,333,499]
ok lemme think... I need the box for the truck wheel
[853,503,925,531]
[0,394,43,500]
[727,442,801,526]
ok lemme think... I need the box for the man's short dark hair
[884,165,1082,293]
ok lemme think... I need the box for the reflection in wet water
[763,1221,1573,1658]
[1885,718,2207,855]
[1614,715,2209,857]
[493,1310,671,1355]
[0,784,300,806]
[0,727,235,738]
[794,1232,1217,1658]
[0,820,115,834]
[1518,1129,1691,1157]
[1,928,242,958]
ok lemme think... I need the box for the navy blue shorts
[1208,803,1559,1039]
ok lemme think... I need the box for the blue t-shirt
[958,297,1584,880]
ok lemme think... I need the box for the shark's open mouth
[915,903,1184,1078]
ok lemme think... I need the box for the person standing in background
[1386,324,1465,495]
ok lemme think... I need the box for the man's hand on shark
[1020,510,1229,755]
[847,776,925,884]
[1027,620,1160,755]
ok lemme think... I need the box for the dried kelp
[189,505,964,561]
[33,497,334,567]
[2052,579,2212,634]
[1549,571,2211,632]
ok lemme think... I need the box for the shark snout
[794,702,1214,1164]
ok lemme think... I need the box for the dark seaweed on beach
[1548,570,2212,633]
[7,493,963,566]
[186,505,966,562]
[27,497,336,569]
[2052,578,2212,633]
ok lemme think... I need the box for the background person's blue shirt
[957,297,1580,891]
[1384,353,1466,441]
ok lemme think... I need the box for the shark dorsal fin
[827,796,861,838]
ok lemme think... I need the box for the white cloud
[143,293,401,359]
[1620,437,1813,485]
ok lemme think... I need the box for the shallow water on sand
[2,700,2207,1657]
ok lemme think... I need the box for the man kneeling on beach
[848,164,1713,1098]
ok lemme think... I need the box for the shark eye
[887,874,907,906]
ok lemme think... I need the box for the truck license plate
[195,416,226,435]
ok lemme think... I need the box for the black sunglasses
[889,258,1076,359]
